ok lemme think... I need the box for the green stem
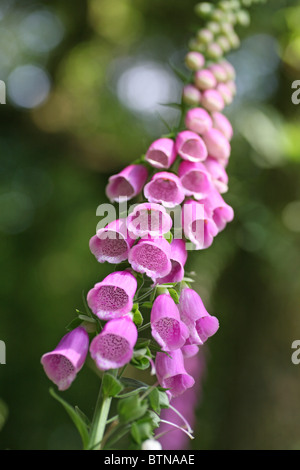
[88,370,117,450]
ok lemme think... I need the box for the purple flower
[211,112,233,141]
[106,164,148,202]
[182,85,201,106]
[151,294,189,351]
[181,344,199,359]
[175,131,208,163]
[128,238,172,281]
[89,218,135,264]
[202,128,231,164]
[156,239,187,284]
[178,161,212,200]
[203,157,228,194]
[90,317,138,370]
[185,107,213,135]
[201,189,234,232]
[155,349,195,398]
[87,271,137,320]
[144,172,185,208]
[41,327,89,391]
[182,200,218,250]
[179,288,219,345]
[145,138,176,169]
[201,89,225,113]
[127,203,172,239]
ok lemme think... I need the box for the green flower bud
[216,35,231,53]
[188,38,206,53]
[206,42,223,60]
[236,10,250,26]
[197,28,214,45]
[207,21,221,35]
[194,2,214,18]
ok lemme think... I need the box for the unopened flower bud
[185,51,205,71]
[182,85,202,106]
[195,69,217,90]
[206,42,223,60]
[208,64,228,83]
[216,83,233,105]
[196,28,214,45]
[216,35,231,53]
[195,2,214,18]
[201,89,225,113]
[236,10,250,26]
[185,107,213,135]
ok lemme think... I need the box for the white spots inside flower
[149,179,178,203]
[97,334,129,360]
[99,231,128,257]
[154,318,180,341]
[43,354,75,390]
[97,286,129,311]
[135,244,167,271]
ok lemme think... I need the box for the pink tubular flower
[201,89,225,113]
[90,317,137,370]
[150,294,189,351]
[41,327,89,391]
[145,138,176,169]
[181,344,199,358]
[128,237,172,281]
[87,271,137,320]
[156,239,187,284]
[106,164,148,202]
[185,51,205,71]
[202,128,231,164]
[203,157,228,194]
[182,85,202,106]
[89,218,135,264]
[194,69,217,90]
[202,189,234,232]
[185,108,213,135]
[155,349,195,398]
[178,161,212,200]
[211,112,233,141]
[182,200,218,250]
[144,172,185,208]
[179,288,219,345]
[127,203,172,239]
[175,131,208,163]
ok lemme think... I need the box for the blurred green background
[1,0,300,450]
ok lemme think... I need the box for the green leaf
[118,395,148,423]
[158,390,170,409]
[131,420,152,444]
[168,288,179,304]
[149,388,160,414]
[158,102,182,110]
[133,348,148,358]
[65,317,82,332]
[102,373,124,397]
[75,406,91,429]
[49,388,89,449]
[120,377,148,389]
[140,301,153,309]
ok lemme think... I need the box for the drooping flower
[127,203,172,239]
[202,128,231,164]
[201,189,234,232]
[185,107,213,135]
[89,218,135,264]
[41,327,89,391]
[155,349,195,398]
[179,288,219,345]
[87,271,137,320]
[150,294,189,351]
[145,138,176,169]
[178,161,212,200]
[181,199,218,250]
[144,172,185,208]
[203,157,228,194]
[128,238,172,281]
[156,239,187,284]
[90,317,137,370]
[181,344,199,359]
[106,164,148,202]
[175,131,208,163]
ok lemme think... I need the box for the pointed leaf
[102,374,124,397]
